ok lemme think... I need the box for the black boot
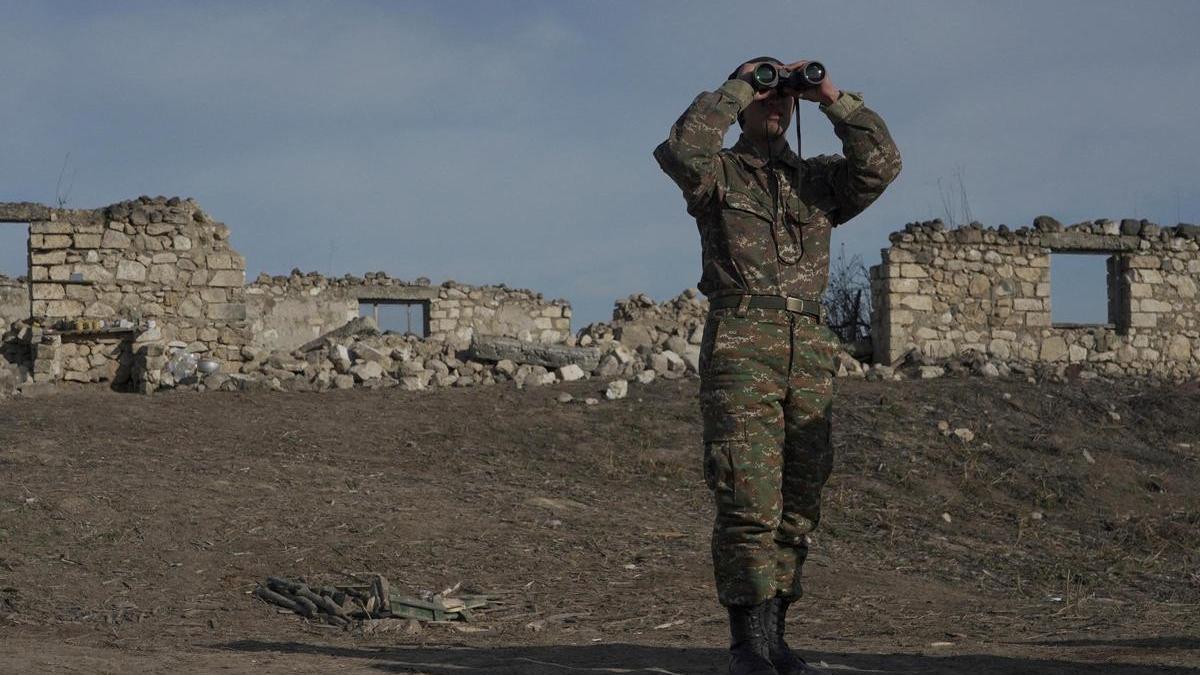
[727,602,779,675]
[765,596,829,675]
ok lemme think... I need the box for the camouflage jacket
[653,78,901,301]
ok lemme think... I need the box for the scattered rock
[300,316,379,352]
[1033,215,1063,232]
[495,359,517,377]
[594,354,622,378]
[470,336,600,372]
[919,366,945,379]
[605,380,628,400]
[558,364,585,382]
[350,361,384,382]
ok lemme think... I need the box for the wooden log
[254,586,300,613]
[292,595,318,619]
[266,576,303,594]
[295,585,346,618]
[323,613,349,627]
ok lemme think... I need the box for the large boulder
[470,336,601,372]
[614,324,656,351]
[299,316,379,352]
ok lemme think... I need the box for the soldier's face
[742,89,794,142]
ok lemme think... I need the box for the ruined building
[0,197,571,391]
[870,217,1200,378]
[4,198,1200,394]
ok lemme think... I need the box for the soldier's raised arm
[652,78,754,215]
[806,92,902,225]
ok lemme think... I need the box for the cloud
[1,1,1197,327]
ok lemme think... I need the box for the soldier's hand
[780,60,841,106]
[736,62,776,102]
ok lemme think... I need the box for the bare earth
[1,376,1197,674]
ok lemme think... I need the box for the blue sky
[1,1,1198,327]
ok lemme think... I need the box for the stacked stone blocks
[247,270,572,352]
[20,196,249,385]
[871,217,1200,378]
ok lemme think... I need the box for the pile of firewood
[254,575,487,627]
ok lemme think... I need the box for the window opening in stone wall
[1050,252,1122,327]
[359,300,427,337]
[0,224,29,280]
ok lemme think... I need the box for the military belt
[707,294,824,323]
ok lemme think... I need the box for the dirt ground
[1,375,1197,674]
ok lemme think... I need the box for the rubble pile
[23,288,880,395]
[150,289,724,394]
[185,312,692,394]
[573,289,707,380]
[577,289,707,350]
[865,346,1134,384]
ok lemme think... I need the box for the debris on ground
[253,574,488,627]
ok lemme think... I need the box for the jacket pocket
[723,190,773,222]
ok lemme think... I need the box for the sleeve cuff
[821,90,864,123]
[717,78,755,111]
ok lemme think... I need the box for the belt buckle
[735,295,751,318]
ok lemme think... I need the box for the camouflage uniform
[654,77,900,607]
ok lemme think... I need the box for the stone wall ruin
[0,196,576,395]
[246,271,572,353]
[1,197,249,389]
[870,217,1200,379]
[6,195,1200,397]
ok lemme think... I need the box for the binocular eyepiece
[751,61,826,93]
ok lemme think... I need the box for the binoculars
[750,61,826,93]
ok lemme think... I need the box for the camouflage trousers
[699,306,838,607]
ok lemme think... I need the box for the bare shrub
[823,244,871,345]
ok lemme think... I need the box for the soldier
[653,57,900,675]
